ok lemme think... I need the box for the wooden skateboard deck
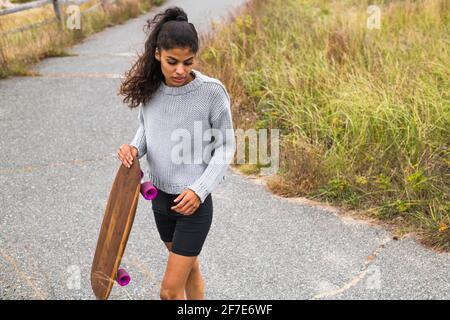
[91,158,141,300]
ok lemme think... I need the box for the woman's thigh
[170,194,213,257]
[152,187,213,257]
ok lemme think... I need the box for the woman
[117,6,236,300]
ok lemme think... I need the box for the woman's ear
[155,48,160,61]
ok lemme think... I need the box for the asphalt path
[0,0,448,300]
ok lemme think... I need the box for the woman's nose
[175,65,185,75]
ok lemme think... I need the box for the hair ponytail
[118,6,199,109]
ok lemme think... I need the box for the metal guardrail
[0,0,52,16]
[0,0,108,35]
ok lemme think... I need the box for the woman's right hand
[117,144,138,168]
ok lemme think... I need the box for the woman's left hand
[171,189,201,215]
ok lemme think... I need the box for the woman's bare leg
[162,241,204,300]
[185,257,205,300]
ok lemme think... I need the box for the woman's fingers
[185,204,199,215]
[118,145,134,168]
[171,196,188,211]
[184,206,197,215]
[177,200,193,213]
[171,196,197,215]
[126,154,133,167]
[171,190,200,215]
[127,154,133,166]
[178,201,198,215]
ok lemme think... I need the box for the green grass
[10,0,35,4]
[198,0,450,250]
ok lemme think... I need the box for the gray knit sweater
[130,69,236,203]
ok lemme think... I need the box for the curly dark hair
[118,6,199,109]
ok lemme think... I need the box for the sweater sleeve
[129,107,147,160]
[188,85,236,203]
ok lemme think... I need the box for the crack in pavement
[310,237,393,300]
[0,248,47,300]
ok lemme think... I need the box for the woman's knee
[160,287,177,300]
[160,253,197,300]
[160,285,185,300]
[186,260,204,287]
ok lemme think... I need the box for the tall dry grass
[198,0,449,250]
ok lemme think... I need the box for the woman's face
[155,47,196,87]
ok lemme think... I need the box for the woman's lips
[173,77,186,83]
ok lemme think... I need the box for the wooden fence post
[52,0,64,31]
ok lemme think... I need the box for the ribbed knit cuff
[188,181,209,204]
[130,127,146,160]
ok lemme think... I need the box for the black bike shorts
[151,187,213,257]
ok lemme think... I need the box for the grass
[198,0,450,251]
[10,0,36,4]
[0,0,165,78]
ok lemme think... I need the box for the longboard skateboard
[91,157,157,300]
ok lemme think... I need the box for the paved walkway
[0,0,448,300]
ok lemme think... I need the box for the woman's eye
[167,61,193,66]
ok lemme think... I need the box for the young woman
[117,7,236,300]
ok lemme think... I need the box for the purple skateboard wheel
[141,181,158,200]
[117,268,131,286]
